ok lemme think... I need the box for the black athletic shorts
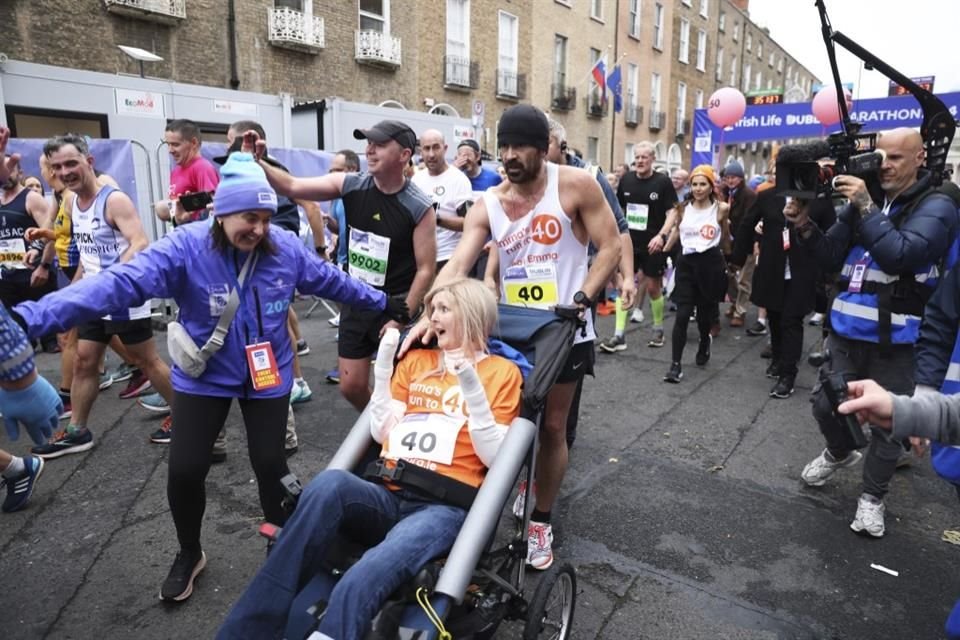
[555,341,596,384]
[633,247,669,278]
[0,268,57,309]
[77,317,153,345]
[338,304,390,360]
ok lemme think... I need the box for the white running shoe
[801,449,863,487]
[527,521,554,570]
[328,313,340,328]
[631,308,645,324]
[850,493,885,537]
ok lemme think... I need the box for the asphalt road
[2,302,958,639]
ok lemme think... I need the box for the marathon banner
[691,91,960,169]
[7,138,139,210]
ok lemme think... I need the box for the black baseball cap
[457,139,481,153]
[353,120,417,150]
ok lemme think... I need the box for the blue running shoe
[31,427,95,460]
[2,456,45,512]
[325,368,340,384]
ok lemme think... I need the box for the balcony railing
[624,103,642,126]
[268,6,324,53]
[585,95,608,118]
[676,117,691,137]
[444,56,478,89]
[496,69,525,100]
[355,30,402,68]
[648,109,666,131]
[551,84,576,111]
[104,0,185,24]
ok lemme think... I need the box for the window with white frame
[732,21,739,41]
[677,81,687,127]
[769,52,775,67]
[276,0,304,9]
[777,56,783,73]
[699,0,708,17]
[554,34,568,88]
[718,10,725,31]
[651,71,662,113]
[745,31,752,52]
[754,70,762,90]
[715,46,723,80]
[625,143,635,165]
[590,0,603,21]
[729,54,737,85]
[678,19,690,63]
[359,0,388,32]
[766,78,773,90]
[628,0,641,39]
[696,29,706,71]
[627,62,639,107]
[695,88,704,109]
[587,137,599,163]
[497,11,518,96]
[446,0,470,84]
[757,41,762,60]
[653,3,664,49]
[742,62,751,92]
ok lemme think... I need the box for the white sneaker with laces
[527,521,554,570]
[630,308,645,324]
[801,449,862,487]
[328,313,340,328]
[850,493,885,537]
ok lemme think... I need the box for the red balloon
[707,87,747,128]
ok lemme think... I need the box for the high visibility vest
[932,332,960,484]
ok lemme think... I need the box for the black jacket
[731,190,835,315]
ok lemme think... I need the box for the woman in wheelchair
[219,278,523,640]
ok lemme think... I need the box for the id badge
[781,227,791,251]
[245,342,282,391]
[847,259,868,293]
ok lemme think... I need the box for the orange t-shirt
[380,349,523,488]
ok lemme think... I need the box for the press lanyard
[224,250,260,342]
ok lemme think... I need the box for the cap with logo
[212,152,278,217]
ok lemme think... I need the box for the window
[766,78,773,90]
[587,137,599,163]
[742,62,751,92]
[589,47,603,104]
[754,70,762,90]
[677,81,687,127]
[777,56,783,73]
[696,29,706,71]
[732,21,739,41]
[678,19,690,63]
[627,62,639,106]
[625,143,635,165]
[715,46,723,80]
[718,10,725,31]
[650,72,662,112]
[554,34,568,87]
[729,54,737,85]
[590,0,603,21]
[653,3,664,50]
[786,64,793,81]
[359,0,388,32]
[628,0,641,39]
[745,32,752,52]
[446,0,470,71]
[695,89,704,109]
[276,0,304,9]
[497,11,518,95]
[769,52,775,67]
[699,0,708,17]
[757,41,762,60]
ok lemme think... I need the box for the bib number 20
[400,431,437,454]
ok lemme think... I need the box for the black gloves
[384,296,411,325]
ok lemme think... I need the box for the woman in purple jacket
[14,153,408,603]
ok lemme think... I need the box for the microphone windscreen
[777,140,833,164]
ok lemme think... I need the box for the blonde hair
[424,278,499,354]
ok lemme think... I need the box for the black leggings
[767,308,805,376]
[672,300,714,363]
[168,391,290,552]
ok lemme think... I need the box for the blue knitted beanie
[213,152,278,217]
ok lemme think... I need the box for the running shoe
[119,371,152,399]
[695,335,712,366]
[746,321,768,336]
[325,368,341,384]
[512,480,537,519]
[295,339,310,356]
[289,379,313,404]
[663,362,683,383]
[110,362,137,383]
[2,456,45,513]
[98,372,114,391]
[31,427,95,459]
[150,416,173,444]
[59,401,72,421]
[598,335,627,353]
[769,375,795,399]
[647,328,665,348]
[138,393,171,414]
[328,313,341,328]
[630,308,644,324]
[526,521,554,570]
[850,493,885,538]
[159,549,206,602]
[801,448,863,487]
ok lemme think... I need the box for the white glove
[456,361,507,467]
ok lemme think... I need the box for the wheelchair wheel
[522,563,576,640]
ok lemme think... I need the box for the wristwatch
[573,290,593,308]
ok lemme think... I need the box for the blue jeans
[218,469,466,640]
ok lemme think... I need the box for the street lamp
[118,45,164,78]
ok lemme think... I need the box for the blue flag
[606,65,622,113]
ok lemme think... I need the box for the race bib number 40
[388,413,462,465]
[503,263,559,308]
[626,203,649,232]
[0,238,27,269]
[348,227,390,287]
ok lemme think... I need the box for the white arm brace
[456,362,509,467]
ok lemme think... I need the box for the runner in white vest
[400,104,621,570]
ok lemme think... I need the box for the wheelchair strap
[364,458,477,511]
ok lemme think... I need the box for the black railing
[648,109,666,131]
[551,84,577,111]
[624,103,642,126]
[444,55,478,89]
[496,69,526,99]
[585,95,608,117]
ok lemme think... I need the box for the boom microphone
[776,140,833,164]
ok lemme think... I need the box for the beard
[1,177,17,190]
[505,156,542,185]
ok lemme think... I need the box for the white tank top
[484,162,595,343]
[73,187,151,321]
[678,201,721,255]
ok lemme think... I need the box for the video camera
[775,131,884,200]
[814,349,869,450]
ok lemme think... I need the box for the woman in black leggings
[648,165,730,382]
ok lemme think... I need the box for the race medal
[503,263,560,309]
[347,227,391,286]
[626,203,649,232]
[388,413,462,466]
[847,258,869,294]
[0,238,27,269]
[245,342,282,391]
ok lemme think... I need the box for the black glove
[384,296,411,325]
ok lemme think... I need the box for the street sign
[472,99,485,127]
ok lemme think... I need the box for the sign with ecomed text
[691,91,960,168]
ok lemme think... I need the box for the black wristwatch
[573,290,592,308]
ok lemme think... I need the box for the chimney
[730,0,750,12]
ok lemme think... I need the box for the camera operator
[790,127,960,538]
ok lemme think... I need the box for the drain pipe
[227,0,240,89]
